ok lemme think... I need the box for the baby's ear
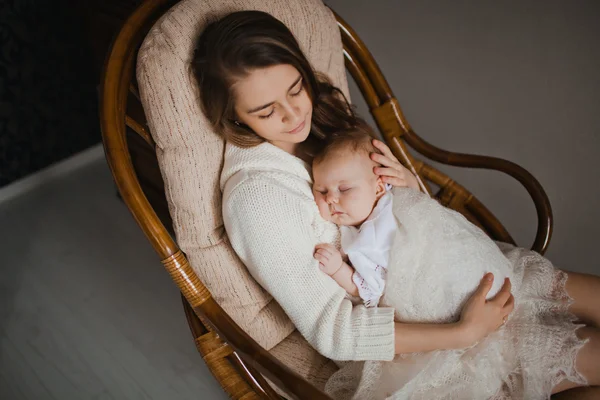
[375,176,386,198]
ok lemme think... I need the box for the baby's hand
[314,243,343,276]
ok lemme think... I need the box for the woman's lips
[287,118,306,134]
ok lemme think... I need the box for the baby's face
[312,151,385,227]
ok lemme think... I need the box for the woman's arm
[394,273,514,354]
[223,177,395,361]
[320,263,514,354]
[394,322,468,353]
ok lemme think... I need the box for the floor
[0,146,228,399]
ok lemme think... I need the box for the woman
[192,10,600,399]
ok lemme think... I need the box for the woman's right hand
[458,273,514,345]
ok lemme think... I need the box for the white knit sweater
[220,142,396,361]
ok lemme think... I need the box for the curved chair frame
[100,1,553,399]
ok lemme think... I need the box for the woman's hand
[371,139,420,191]
[393,274,514,354]
[458,273,515,346]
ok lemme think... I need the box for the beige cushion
[136,0,348,384]
[268,331,339,396]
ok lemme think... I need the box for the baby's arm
[314,243,359,297]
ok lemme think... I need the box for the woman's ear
[375,176,386,199]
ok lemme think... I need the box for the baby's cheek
[316,200,331,221]
[349,193,374,220]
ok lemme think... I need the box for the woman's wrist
[453,321,479,348]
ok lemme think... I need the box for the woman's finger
[475,273,495,299]
[374,166,402,178]
[492,290,511,306]
[372,139,400,163]
[371,152,401,168]
[503,294,515,313]
[491,278,512,305]
[500,277,512,293]
[382,176,408,188]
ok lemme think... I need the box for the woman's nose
[281,101,301,124]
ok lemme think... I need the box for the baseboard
[0,144,105,205]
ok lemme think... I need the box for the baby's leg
[551,326,600,396]
[564,271,600,327]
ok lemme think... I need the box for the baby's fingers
[316,243,336,251]
[314,249,330,261]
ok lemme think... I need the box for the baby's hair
[313,120,382,166]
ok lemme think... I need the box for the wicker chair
[100,0,553,399]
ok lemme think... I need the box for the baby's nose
[326,193,338,204]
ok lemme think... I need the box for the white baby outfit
[341,189,396,308]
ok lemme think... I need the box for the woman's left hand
[371,139,420,191]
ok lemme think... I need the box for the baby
[312,126,396,307]
[312,124,514,323]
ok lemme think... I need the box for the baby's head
[312,124,386,227]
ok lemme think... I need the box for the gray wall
[324,0,600,275]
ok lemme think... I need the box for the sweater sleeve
[223,176,395,361]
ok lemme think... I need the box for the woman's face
[232,64,313,155]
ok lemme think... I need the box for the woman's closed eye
[290,84,304,97]
[258,109,275,119]
[257,81,303,119]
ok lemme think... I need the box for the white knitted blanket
[383,188,513,324]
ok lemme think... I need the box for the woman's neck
[271,141,313,164]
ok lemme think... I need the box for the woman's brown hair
[192,10,362,153]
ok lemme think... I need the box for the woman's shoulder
[221,142,315,206]
[223,169,313,214]
[220,142,312,190]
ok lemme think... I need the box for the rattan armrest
[403,129,552,254]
